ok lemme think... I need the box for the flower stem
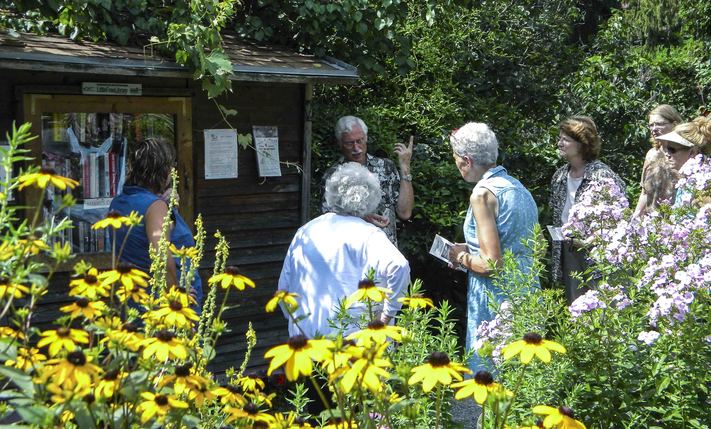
[499,364,526,429]
[308,375,335,423]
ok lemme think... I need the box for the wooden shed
[0,32,358,374]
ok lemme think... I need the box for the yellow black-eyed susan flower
[321,339,358,374]
[46,382,93,404]
[0,326,25,341]
[519,421,546,429]
[147,296,199,329]
[335,343,391,394]
[321,420,358,429]
[208,266,255,290]
[60,297,107,320]
[157,362,207,395]
[265,290,299,313]
[212,383,247,405]
[116,283,151,305]
[92,210,134,230]
[69,268,109,299]
[224,402,275,425]
[39,350,102,390]
[94,368,127,399]
[273,412,314,429]
[17,238,49,256]
[397,294,434,309]
[37,327,89,356]
[102,321,144,352]
[0,278,30,300]
[140,330,188,361]
[533,405,586,429]
[502,332,566,365]
[408,351,471,393]
[187,383,218,407]
[346,320,404,347]
[0,242,15,261]
[6,347,46,371]
[136,392,188,423]
[17,168,79,190]
[169,243,198,259]
[235,374,266,393]
[98,264,149,289]
[451,370,506,404]
[264,335,333,381]
[344,279,392,308]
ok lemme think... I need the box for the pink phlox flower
[637,330,661,345]
[569,290,606,319]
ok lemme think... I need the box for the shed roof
[0,32,359,84]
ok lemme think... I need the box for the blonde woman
[633,105,683,216]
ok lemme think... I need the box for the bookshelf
[23,94,194,267]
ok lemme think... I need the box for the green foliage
[1,0,238,98]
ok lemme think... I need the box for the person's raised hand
[394,135,414,170]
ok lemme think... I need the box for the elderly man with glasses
[321,115,414,246]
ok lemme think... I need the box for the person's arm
[145,199,178,287]
[447,188,501,276]
[365,230,411,322]
[394,136,414,220]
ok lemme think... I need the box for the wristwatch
[401,174,412,182]
[457,251,468,268]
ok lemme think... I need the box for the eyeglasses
[341,137,366,148]
[663,145,690,154]
[648,121,670,129]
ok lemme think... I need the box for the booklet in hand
[429,234,466,272]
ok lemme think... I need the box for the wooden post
[300,82,313,225]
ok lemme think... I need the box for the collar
[482,165,506,180]
[338,153,374,167]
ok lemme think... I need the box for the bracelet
[401,174,412,182]
[456,251,468,268]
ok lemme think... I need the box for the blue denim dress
[463,166,538,371]
[109,185,203,308]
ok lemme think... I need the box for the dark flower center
[155,330,175,342]
[117,264,133,274]
[83,392,95,404]
[84,274,98,284]
[175,363,192,377]
[243,402,259,415]
[103,369,120,381]
[474,370,494,385]
[40,167,57,175]
[106,210,121,219]
[225,384,240,394]
[367,320,385,330]
[169,300,183,311]
[67,350,87,366]
[252,422,269,429]
[154,394,168,406]
[358,279,375,289]
[287,335,308,350]
[76,298,90,308]
[122,322,139,332]
[57,327,70,337]
[224,266,241,275]
[523,332,543,344]
[427,351,451,367]
[559,406,574,417]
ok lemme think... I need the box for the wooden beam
[300,82,313,225]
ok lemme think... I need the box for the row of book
[44,151,123,199]
[44,218,112,254]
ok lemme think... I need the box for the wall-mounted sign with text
[82,82,142,96]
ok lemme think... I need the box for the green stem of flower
[435,385,443,429]
[29,186,46,231]
[499,364,526,429]
[308,375,335,423]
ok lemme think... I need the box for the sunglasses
[664,145,690,154]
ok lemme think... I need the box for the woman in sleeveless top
[446,123,539,371]
[109,138,203,309]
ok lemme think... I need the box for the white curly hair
[450,122,499,166]
[334,115,368,143]
[324,162,382,217]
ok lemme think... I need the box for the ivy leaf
[238,133,253,150]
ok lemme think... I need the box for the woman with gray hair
[278,162,410,338]
[446,122,538,371]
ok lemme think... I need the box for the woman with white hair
[447,122,538,371]
[278,162,410,338]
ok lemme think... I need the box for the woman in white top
[548,116,625,303]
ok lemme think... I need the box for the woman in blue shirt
[447,122,539,371]
[109,138,202,308]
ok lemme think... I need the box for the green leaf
[0,365,35,396]
[71,403,97,429]
[15,405,52,425]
